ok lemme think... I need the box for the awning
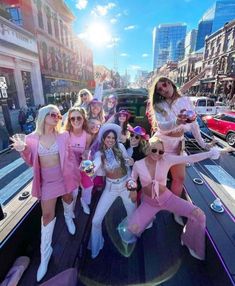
[201,78,216,83]
[220,77,235,81]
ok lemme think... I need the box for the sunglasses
[151,148,164,155]
[156,81,171,93]
[90,123,101,128]
[48,112,62,120]
[108,100,116,104]
[80,93,88,97]
[130,133,140,140]
[70,116,83,122]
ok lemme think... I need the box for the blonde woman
[11,104,77,282]
[64,107,93,215]
[118,136,227,260]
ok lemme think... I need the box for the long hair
[148,77,181,130]
[87,103,105,123]
[100,130,127,176]
[64,106,89,132]
[74,89,93,106]
[113,113,128,135]
[34,104,61,136]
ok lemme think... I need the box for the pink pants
[119,189,206,259]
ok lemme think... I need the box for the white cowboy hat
[98,123,121,142]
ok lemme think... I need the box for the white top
[154,96,207,149]
[38,141,59,156]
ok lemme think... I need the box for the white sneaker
[80,198,90,215]
[174,214,184,226]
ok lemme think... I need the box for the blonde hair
[74,89,93,106]
[87,102,105,123]
[34,104,61,136]
[64,106,89,132]
[143,136,164,155]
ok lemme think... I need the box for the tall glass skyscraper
[153,23,187,69]
[196,0,235,51]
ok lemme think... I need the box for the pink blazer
[21,131,78,199]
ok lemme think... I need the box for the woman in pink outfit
[64,107,93,215]
[148,77,215,225]
[118,136,224,260]
[11,104,78,282]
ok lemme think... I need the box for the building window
[42,42,48,70]
[50,47,56,71]
[60,20,64,44]
[46,7,52,35]
[6,7,22,26]
[54,16,60,40]
[35,1,43,29]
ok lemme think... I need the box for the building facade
[196,0,235,51]
[185,29,198,56]
[0,14,44,109]
[2,0,94,105]
[153,23,187,70]
[201,20,235,96]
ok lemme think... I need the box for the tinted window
[220,115,235,123]
[207,100,215,106]
[198,99,206,106]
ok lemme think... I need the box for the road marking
[0,158,24,180]
[0,168,33,204]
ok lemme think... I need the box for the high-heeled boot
[62,200,76,235]
[37,217,56,282]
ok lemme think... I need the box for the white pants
[89,175,136,258]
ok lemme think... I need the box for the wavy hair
[87,102,105,123]
[74,89,93,106]
[100,130,127,176]
[34,104,61,136]
[64,106,89,132]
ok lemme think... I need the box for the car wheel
[226,132,235,147]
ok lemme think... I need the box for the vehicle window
[207,100,215,106]
[220,115,235,123]
[198,100,206,106]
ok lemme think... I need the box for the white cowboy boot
[62,200,76,235]
[37,217,56,282]
[80,187,92,215]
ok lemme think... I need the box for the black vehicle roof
[103,88,148,99]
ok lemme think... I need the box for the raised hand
[10,134,26,152]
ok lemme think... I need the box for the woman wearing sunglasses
[64,107,93,215]
[148,76,215,225]
[89,123,136,258]
[118,136,226,261]
[11,104,78,282]
[75,89,93,110]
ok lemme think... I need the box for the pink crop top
[38,141,59,157]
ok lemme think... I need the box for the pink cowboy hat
[128,125,149,140]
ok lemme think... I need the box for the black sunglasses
[80,92,88,97]
[130,133,140,140]
[151,148,164,155]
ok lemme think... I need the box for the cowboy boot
[80,187,92,215]
[37,217,56,282]
[62,200,76,235]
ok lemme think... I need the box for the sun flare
[87,22,111,46]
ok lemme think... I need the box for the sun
[87,22,111,46]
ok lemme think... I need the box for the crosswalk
[0,158,33,205]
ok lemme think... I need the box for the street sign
[0,89,8,99]
[0,77,7,89]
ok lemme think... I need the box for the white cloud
[106,37,120,48]
[91,3,116,16]
[77,32,87,39]
[142,53,149,57]
[124,25,136,30]
[129,65,141,70]
[75,0,88,10]
[110,18,117,24]
[120,53,128,57]
[116,13,122,17]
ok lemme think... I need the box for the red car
[203,111,235,146]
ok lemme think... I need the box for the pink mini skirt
[41,165,67,201]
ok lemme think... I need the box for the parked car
[203,111,235,146]
[189,96,217,115]
[215,101,230,113]
[185,116,214,143]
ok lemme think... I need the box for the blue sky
[65,0,215,79]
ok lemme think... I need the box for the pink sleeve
[20,136,34,166]
[131,162,139,181]
[165,150,215,167]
